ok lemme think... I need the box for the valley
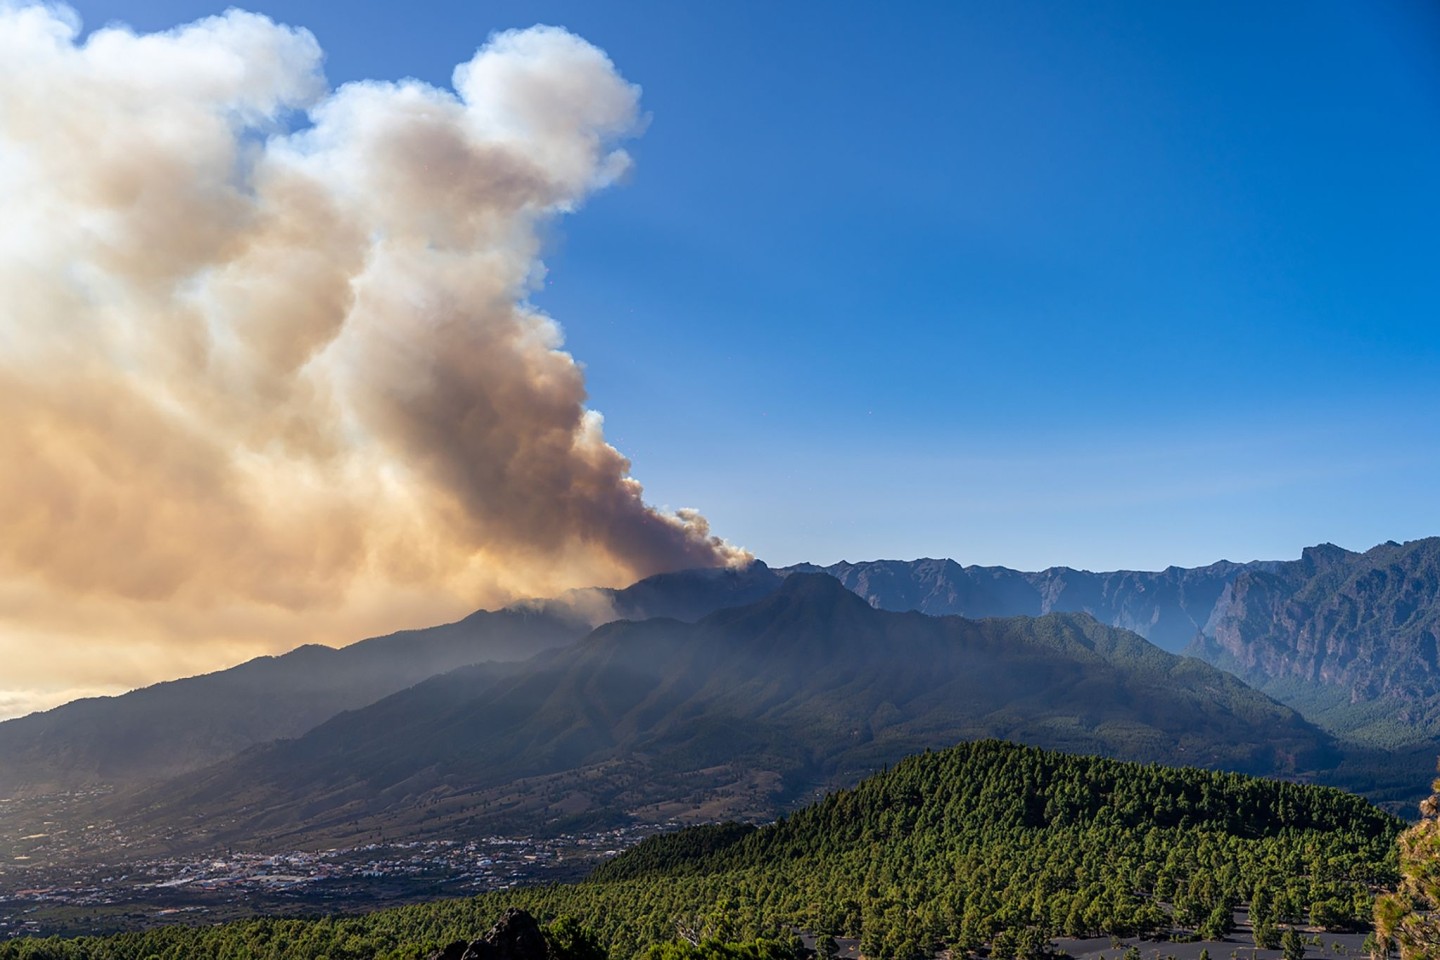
[0,818,664,939]
[0,741,1407,960]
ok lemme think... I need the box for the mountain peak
[697,571,876,636]
[775,570,869,604]
[1301,542,1356,565]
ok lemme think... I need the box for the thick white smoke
[0,4,746,715]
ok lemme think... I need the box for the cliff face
[1189,540,1440,736]
[811,556,1266,654]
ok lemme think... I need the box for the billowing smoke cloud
[0,4,746,717]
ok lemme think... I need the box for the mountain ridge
[0,563,785,798]
[8,536,1438,806]
[100,572,1338,857]
[1190,537,1440,743]
[798,538,1440,742]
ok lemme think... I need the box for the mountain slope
[0,607,581,798]
[15,533,1436,801]
[113,573,1337,853]
[1190,539,1440,743]
[0,562,785,798]
[803,539,1440,743]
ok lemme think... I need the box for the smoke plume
[0,4,746,716]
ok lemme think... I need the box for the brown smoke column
[0,7,746,714]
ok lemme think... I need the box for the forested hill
[598,738,1396,881]
[576,741,1400,958]
[0,741,1401,960]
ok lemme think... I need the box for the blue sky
[65,0,1440,571]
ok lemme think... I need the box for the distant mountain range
[791,556,1259,653]
[0,564,782,798]
[804,539,1440,745]
[106,573,1334,854]
[2,537,1438,865]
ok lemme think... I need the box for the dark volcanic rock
[481,908,552,960]
[428,909,552,960]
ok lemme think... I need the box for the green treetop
[1375,763,1440,960]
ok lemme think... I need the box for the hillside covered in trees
[0,741,1402,960]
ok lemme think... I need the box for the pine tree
[1375,763,1440,960]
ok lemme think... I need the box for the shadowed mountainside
[0,608,579,798]
[108,573,1337,854]
[9,536,1440,809]
[0,563,785,798]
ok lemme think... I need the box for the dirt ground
[804,923,1372,960]
[1055,932,1371,960]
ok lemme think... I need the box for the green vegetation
[1374,764,1440,960]
[591,823,758,883]
[638,937,805,960]
[1257,680,1433,750]
[0,741,1401,960]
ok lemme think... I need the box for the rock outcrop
[428,908,553,960]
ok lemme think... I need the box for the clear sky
[31,0,1440,576]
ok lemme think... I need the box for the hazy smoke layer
[0,5,745,714]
